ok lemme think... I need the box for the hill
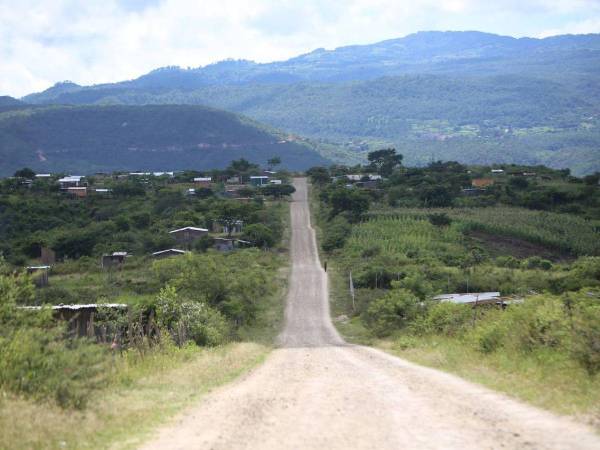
[20,31,600,175]
[0,104,329,176]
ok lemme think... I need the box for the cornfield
[347,215,465,259]
[367,207,600,256]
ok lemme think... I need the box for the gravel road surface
[140,178,600,450]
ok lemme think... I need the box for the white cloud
[0,0,599,97]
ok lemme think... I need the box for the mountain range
[0,104,327,176]
[10,31,600,175]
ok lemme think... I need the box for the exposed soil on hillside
[467,229,575,262]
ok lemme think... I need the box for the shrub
[322,216,351,252]
[155,285,228,346]
[568,290,600,375]
[362,289,420,337]
[523,256,552,271]
[415,301,472,336]
[242,224,276,248]
[469,317,506,354]
[503,295,569,353]
[495,256,521,269]
[428,213,452,227]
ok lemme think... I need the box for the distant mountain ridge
[24,31,600,102]
[16,31,600,175]
[0,104,329,176]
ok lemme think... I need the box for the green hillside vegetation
[25,75,600,175]
[310,152,600,418]
[0,164,293,421]
[0,104,329,176]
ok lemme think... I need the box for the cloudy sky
[1,0,599,97]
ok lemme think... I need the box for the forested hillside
[21,31,600,174]
[0,104,328,176]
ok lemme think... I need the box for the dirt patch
[467,229,574,262]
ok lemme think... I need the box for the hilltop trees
[367,148,403,177]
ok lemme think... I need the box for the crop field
[368,206,600,256]
[346,215,466,264]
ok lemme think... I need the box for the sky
[1,0,600,97]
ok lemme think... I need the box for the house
[269,179,283,185]
[434,292,501,306]
[346,174,363,182]
[58,175,85,189]
[129,172,151,177]
[213,238,251,252]
[250,176,269,186]
[226,176,241,184]
[194,177,212,187]
[346,174,382,182]
[491,169,505,174]
[213,220,244,234]
[93,188,112,197]
[152,249,187,259]
[26,265,50,287]
[20,303,128,337]
[462,188,488,196]
[101,252,128,269]
[186,188,196,197]
[40,247,56,265]
[471,178,495,188]
[67,186,88,198]
[35,173,52,179]
[153,172,174,177]
[169,226,209,246]
[224,185,247,198]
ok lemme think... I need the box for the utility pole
[349,271,356,312]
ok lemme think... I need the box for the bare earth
[140,178,600,450]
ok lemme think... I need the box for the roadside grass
[0,342,268,450]
[378,336,600,428]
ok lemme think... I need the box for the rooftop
[169,226,209,234]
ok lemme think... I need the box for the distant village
[7,164,295,289]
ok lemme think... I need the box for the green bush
[155,286,229,347]
[469,317,506,353]
[415,301,472,336]
[362,289,420,337]
[503,295,569,353]
[568,290,600,375]
[322,216,351,252]
[0,327,109,409]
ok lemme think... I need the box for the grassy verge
[377,336,600,428]
[0,343,268,450]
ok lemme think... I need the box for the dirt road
[140,178,600,450]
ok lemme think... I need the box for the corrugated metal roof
[434,292,501,304]
[152,249,187,256]
[20,303,127,311]
[169,227,209,233]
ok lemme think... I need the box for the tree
[329,188,370,221]
[242,224,276,248]
[367,148,403,177]
[14,168,36,179]
[261,184,295,198]
[306,167,330,185]
[267,156,281,170]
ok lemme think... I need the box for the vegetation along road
[140,178,600,450]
